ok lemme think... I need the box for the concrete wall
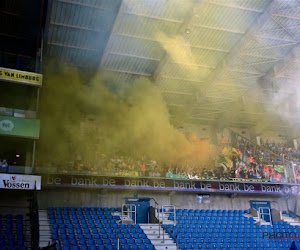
[38,188,290,212]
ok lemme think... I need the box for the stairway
[140,224,177,250]
[244,211,272,226]
[112,210,135,225]
[38,209,52,248]
[281,213,300,226]
[156,210,176,225]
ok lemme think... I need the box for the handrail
[121,204,136,224]
[228,128,285,159]
[229,129,296,183]
[162,205,176,225]
[258,207,272,223]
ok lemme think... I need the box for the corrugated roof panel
[241,47,278,59]
[63,0,117,9]
[159,63,213,81]
[174,47,227,68]
[231,60,276,74]
[248,44,295,58]
[113,13,181,38]
[272,16,300,31]
[51,1,113,31]
[218,69,260,81]
[156,78,199,93]
[186,27,242,50]
[257,28,298,42]
[276,6,300,17]
[288,26,300,40]
[162,92,197,104]
[258,18,281,31]
[102,70,143,83]
[105,35,164,60]
[207,0,271,11]
[239,54,278,64]
[226,64,262,74]
[192,3,260,32]
[122,0,195,22]
[48,26,106,50]
[101,53,158,75]
[255,36,296,47]
[282,63,300,75]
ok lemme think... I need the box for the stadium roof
[32,0,300,129]
[0,0,44,71]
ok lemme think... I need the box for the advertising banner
[0,115,40,139]
[0,174,41,190]
[42,174,300,195]
[0,67,42,86]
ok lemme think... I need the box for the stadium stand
[0,214,27,250]
[163,209,300,250]
[47,207,155,250]
[43,205,300,250]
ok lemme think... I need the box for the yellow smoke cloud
[37,62,214,171]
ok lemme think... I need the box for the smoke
[37,62,213,170]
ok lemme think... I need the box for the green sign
[0,115,40,139]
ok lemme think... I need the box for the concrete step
[39,210,52,248]
[40,235,52,241]
[155,245,177,250]
[39,231,52,236]
[141,229,163,234]
[149,238,175,244]
[140,224,161,229]
[39,225,51,230]
[260,221,272,226]
[146,234,173,240]
[140,223,177,250]
[161,220,176,225]
[39,220,50,226]
[39,240,53,248]
[290,222,300,226]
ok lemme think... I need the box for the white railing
[162,205,176,225]
[258,207,272,223]
[121,204,136,224]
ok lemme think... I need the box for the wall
[38,188,290,212]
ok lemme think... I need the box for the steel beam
[192,24,245,34]
[204,1,263,13]
[111,32,230,53]
[160,75,205,83]
[271,16,298,42]
[103,51,160,61]
[254,34,297,43]
[161,91,195,96]
[0,32,32,40]
[102,68,151,76]
[50,22,104,32]
[122,11,181,23]
[47,42,101,52]
[57,0,110,11]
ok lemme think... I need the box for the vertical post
[39,29,44,74]
[117,238,119,250]
[291,163,296,183]
[158,207,161,239]
[243,140,248,162]
[32,140,36,173]
[36,88,40,115]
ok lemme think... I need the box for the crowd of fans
[35,137,293,183]
[6,135,300,184]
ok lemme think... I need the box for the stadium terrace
[2,0,300,250]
